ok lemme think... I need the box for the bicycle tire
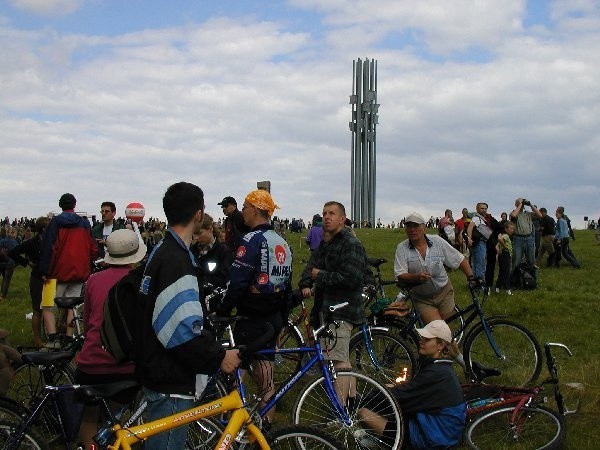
[292,370,403,449]
[268,425,345,449]
[0,398,26,422]
[464,318,542,386]
[465,405,565,449]
[0,418,48,450]
[273,321,305,383]
[349,328,416,385]
[7,364,73,408]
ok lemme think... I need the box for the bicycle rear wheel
[349,328,416,385]
[7,364,73,408]
[465,405,565,449]
[292,370,403,449]
[464,319,542,386]
[269,425,345,449]
[0,398,26,422]
[186,418,224,450]
[0,419,48,450]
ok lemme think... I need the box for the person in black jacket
[136,182,240,450]
[8,216,50,347]
[191,213,232,309]
[218,196,250,254]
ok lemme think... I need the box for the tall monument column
[349,58,379,228]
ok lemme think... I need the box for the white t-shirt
[394,235,464,298]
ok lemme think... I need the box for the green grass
[1,229,598,448]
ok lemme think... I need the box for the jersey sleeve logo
[257,273,269,284]
[274,244,287,264]
[236,246,246,259]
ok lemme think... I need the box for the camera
[522,199,531,206]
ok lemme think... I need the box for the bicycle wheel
[269,425,345,449]
[292,370,403,449]
[186,418,224,450]
[7,365,73,408]
[273,321,305,384]
[0,398,26,422]
[465,405,565,449]
[349,328,416,385]
[0,419,48,450]
[464,319,542,386]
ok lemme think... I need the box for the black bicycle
[358,258,543,386]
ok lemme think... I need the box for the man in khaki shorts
[299,201,368,370]
[394,212,475,322]
[394,212,476,367]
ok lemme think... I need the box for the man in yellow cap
[216,189,292,424]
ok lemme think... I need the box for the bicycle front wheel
[292,370,403,449]
[465,405,565,449]
[0,419,48,450]
[464,319,542,386]
[349,328,416,385]
[269,425,345,449]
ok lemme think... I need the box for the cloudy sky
[1,0,599,227]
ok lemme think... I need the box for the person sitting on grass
[358,320,466,449]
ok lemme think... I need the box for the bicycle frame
[465,342,574,418]
[108,390,269,450]
[239,329,351,426]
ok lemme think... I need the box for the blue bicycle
[212,303,404,450]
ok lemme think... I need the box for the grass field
[1,228,598,448]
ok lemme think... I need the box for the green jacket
[91,220,126,258]
[300,228,367,325]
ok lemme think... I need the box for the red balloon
[125,202,145,223]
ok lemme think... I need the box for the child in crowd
[495,221,515,295]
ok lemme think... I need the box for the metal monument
[349,58,379,228]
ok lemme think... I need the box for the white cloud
[0,2,599,227]
[8,0,84,17]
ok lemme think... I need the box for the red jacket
[39,211,98,282]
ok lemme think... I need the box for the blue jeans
[143,388,195,450]
[512,234,537,280]
[472,241,487,280]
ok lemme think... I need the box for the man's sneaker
[495,288,500,293]
[507,290,512,296]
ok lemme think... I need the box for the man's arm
[510,200,523,219]
[466,220,476,248]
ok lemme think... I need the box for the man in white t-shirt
[394,212,475,324]
[91,201,125,258]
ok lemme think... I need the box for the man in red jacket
[39,193,98,347]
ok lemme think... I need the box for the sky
[1,0,599,228]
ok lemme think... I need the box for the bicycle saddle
[76,380,139,402]
[471,361,502,382]
[367,257,387,269]
[22,350,73,366]
[55,295,84,308]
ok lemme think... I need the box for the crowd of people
[0,191,593,449]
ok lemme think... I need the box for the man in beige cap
[394,212,475,324]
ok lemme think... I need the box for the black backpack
[100,264,145,363]
[511,263,537,290]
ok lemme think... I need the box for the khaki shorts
[413,281,455,319]
[40,282,83,308]
[319,320,353,363]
